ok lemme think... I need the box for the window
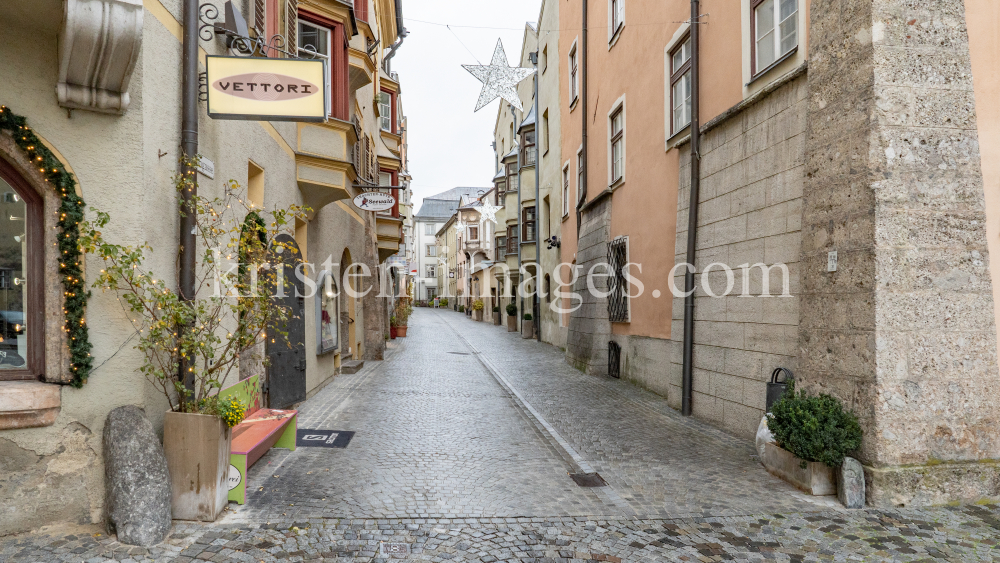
[568,43,579,104]
[610,105,624,183]
[379,91,392,132]
[670,36,692,135]
[542,110,549,154]
[506,162,519,192]
[468,226,479,241]
[506,226,519,254]
[611,0,624,36]
[607,236,630,322]
[316,271,339,354]
[426,244,437,257]
[522,206,536,242]
[562,164,570,217]
[0,162,43,380]
[544,274,552,303]
[522,130,536,165]
[577,149,584,204]
[495,236,506,258]
[542,45,548,72]
[753,0,798,74]
[298,21,332,115]
[426,265,436,277]
[424,223,434,235]
[495,180,505,201]
[353,0,368,22]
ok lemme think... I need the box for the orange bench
[220,376,297,504]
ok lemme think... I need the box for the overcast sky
[391,0,542,211]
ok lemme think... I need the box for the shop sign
[206,56,327,121]
[353,192,396,212]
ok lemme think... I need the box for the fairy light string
[0,105,93,387]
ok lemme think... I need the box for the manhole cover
[570,472,608,487]
[379,542,410,558]
[446,352,470,355]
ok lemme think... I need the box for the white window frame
[752,0,798,76]
[426,264,436,278]
[426,244,436,257]
[562,161,571,218]
[568,38,579,107]
[424,223,434,235]
[607,95,626,187]
[379,91,392,132]
[608,0,625,47]
[663,23,692,147]
[297,20,332,117]
[576,146,584,205]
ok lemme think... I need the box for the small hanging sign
[353,192,396,212]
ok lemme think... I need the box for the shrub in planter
[472,299,485,311]
[440,297,449,307]
[458,304,465,312]
[506,303,518,317]
[768,383,863,468]
[493,306,500,313]
[523,313,533,321]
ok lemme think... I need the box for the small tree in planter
[521,312,534,339]
[391,298,413,337]
[505,303,518,332]
[80,169,307,521]
[440,297,449,308]
[765,383,863,495]
[472,299,485,321]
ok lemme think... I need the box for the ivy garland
[0,105,92,387]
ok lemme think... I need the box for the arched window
[0,159,43,379]
[316,270,339,354]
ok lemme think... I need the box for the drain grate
[379,542,410,558]
[569,472,608,487]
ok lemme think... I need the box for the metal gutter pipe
[533,53,541,343]
[576,0,587,240]
[681,0,701,417]
[180,0,199,390]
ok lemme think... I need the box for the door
[266,234,306,409]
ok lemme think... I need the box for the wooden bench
[219,375,297,504]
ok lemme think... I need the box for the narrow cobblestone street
[4,308,1000,562]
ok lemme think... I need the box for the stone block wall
[566,197,613,374]
[668,74,808,440]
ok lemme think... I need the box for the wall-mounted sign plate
[206,56,326,121]
[353,192,396,212]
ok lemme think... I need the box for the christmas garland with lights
[0,105,92,387]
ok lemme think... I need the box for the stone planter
[763,442,836,496]
[474,309,483,321]
[396,326,408,337]
[507,315,517,332]
[493,312,501,325]
[163,411,231,521]
[521,320,534,339]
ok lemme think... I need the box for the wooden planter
[163,411,232,521]
[763,442,836,496]
[506,315,517,332]
[396,326,408,337]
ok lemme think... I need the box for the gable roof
[414,187,490,220]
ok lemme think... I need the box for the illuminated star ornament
[462,39,536,112]
[479,201,501,225]
[453,219,466,234]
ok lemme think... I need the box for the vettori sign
[206,56,327,121]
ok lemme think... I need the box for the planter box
[763,442,836,496]
[389,326,397,339]
[396,326,408,337]
[521,320,535,339]
[163,411,231,521]
[474,309,483,321]
[493,312,501,325]
[507,316,517,332]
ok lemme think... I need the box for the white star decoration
[462,39,536,112]
[453,219,466,234]
[479,202,501,225]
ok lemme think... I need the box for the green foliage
[79,166,309,415]
[440,297,449,307]
[0,105,92,386]
[523,313,533,321]
[458,305,465,312]
[768,383,863,468]
[391,298,412,327]
[506,303,517,316]
[213,395,246,428]
[472,299,484,311]
[493,306,500,312]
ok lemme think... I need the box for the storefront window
[316,271,339,354]
[0,164,41,380]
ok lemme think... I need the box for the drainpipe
[681,0,701,417]
[514,105,523,333]
[180,0,199,390]
[575,0,588,240]
[533,54,541,343]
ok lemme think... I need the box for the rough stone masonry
[800,0,1000,506]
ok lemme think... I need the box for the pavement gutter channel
[439,311,637,518]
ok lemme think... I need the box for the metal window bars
[607,236,629,322]
[608,341,621,378]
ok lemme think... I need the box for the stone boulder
[103,406,171,546]
[838,456,866,509]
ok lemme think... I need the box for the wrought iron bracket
[198,72,208,102]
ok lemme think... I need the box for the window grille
[608,341,621,378]
[607,237,629,322]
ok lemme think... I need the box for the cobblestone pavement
[3,308,1000,562]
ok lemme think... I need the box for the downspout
[515,107,523,333]
[180,0,199,390]
[681,0,701,417]
[533,57,541,343]
[382,0,408,73]
[575,0,588,240]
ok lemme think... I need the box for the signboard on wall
[353,192,396,212]
[206,56,327,121]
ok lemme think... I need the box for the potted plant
[389,317,397,339]
[764,383,863,496]
[458,304,465,313]
[472,299,485,321]
[391,298,412,337]
[440,297,449,308]
[493,305,501,325]
[521,312,534,339]
[80,166,306,521]
[506,303,518,332]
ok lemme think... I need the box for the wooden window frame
[506,226,519,255]
[0,158,45,381]
[379,88,397,133]
[495,235,506,258]
[522,130,536,166]
[669,34,692,136]
[468,225,479,241]
[750,0,799,77]
[610,106,624,183]
[522,206,536,243]
[298,11,349,120]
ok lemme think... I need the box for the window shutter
[254,0,265,35]
[285,0,297,56]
